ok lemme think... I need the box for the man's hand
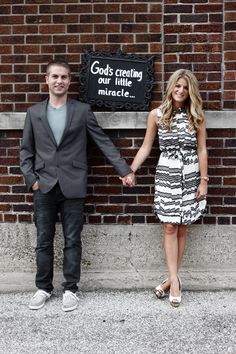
[120,172,135,187]
[32,181,39,191]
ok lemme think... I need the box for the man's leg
[59,193,85,293]
[33,187,58,293]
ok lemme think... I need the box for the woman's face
[172,77,189,108]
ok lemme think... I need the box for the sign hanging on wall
[78,50,155,111]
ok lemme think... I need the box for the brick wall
[0,0,236,110]
[0,128,235,225]
[0,0,236,225]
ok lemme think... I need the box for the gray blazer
[20,98,132,198]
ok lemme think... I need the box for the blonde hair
[160,69,204,131]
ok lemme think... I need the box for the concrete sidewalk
[0,289,235,354]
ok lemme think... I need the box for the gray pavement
[0,289,236,354]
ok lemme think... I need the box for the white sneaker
[29,290,51,310]
[62,291,79,312]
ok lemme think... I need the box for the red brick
[165,4,193,13]
[207,196,223,205]
[109,196,136,203]
[0,195,25,203]
[203,217,217,225]
[0,26,11,34]
[165,24,192,33]
[194,24,222,32]
[81,14,106,23]
[195,4,222,12]
[13,25,38,34]
[211,206,236,214]
[88,215,102,224]
[117,215,131,225]
[103,215,117,224]
[122,24,147,33]
[125,205,153,213]
[131,216,145,223]
[0,176,23,184]
[96,205,123,214]
[225,2,236,11]
[53,15,78,23]
[179,34,207,43]
[223,158,236,166]
[26,35,52,44]
[39,25,66,34]
[122,44,149,53]
[66,4,93,12]
[0,46,12,54]
[208,130,236,138]
[218,217,230,225]
[224,197,236,205]
[0,16,24,25]
[13,204,33,212]
[86,196,108,204]
[94,3,120,12]
[150,4,162,12]
[14,45,40,54]
[12,5,38,14]
[0,103,13,111]
[26,15,51,24]
[224,177,236,185]
[180,14,208,23]
[210,14,223,23]
[4,214,17,222]
[18,214,32,222]
[39,5,65,13]
[81,34,107,44]
[68,24,94,33]
[94,186,122,194]
[0,186,10,193]
[121,4,148,12]
[0,204,11,212]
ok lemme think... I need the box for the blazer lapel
[39,98,58,146]
[58,98,74,146]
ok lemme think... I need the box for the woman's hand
[195,181,208,201]
[120,172,136,187]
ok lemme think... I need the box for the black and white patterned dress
[153,107,207,224]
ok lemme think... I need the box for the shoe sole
[62,304,78,312]
[170,301,181,308]
[29,303,46,310]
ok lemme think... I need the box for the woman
[124,69,208,307]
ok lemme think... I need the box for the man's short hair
[46,59,71,76]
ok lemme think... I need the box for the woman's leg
[163,223,180,297]
[177,224,188,269]
[157,224,188,295]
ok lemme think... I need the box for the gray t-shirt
[47,103,67,145]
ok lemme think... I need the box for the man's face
[45,65,71,97]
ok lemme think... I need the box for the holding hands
[120,172,136,187]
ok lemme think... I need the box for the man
[20,60,134,312]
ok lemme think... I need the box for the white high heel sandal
[169,277,182,307]
[153,278,170,299]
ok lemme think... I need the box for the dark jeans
[33,183,85,293]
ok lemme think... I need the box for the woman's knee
[164,223,178,235]
[177,225,188,238]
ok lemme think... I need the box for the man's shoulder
[68,98,90,110]
[27,99,47,113]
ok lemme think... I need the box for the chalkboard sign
[78,50,154,111]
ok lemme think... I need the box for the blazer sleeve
[20,109,38,191]
[86,107,132,177]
